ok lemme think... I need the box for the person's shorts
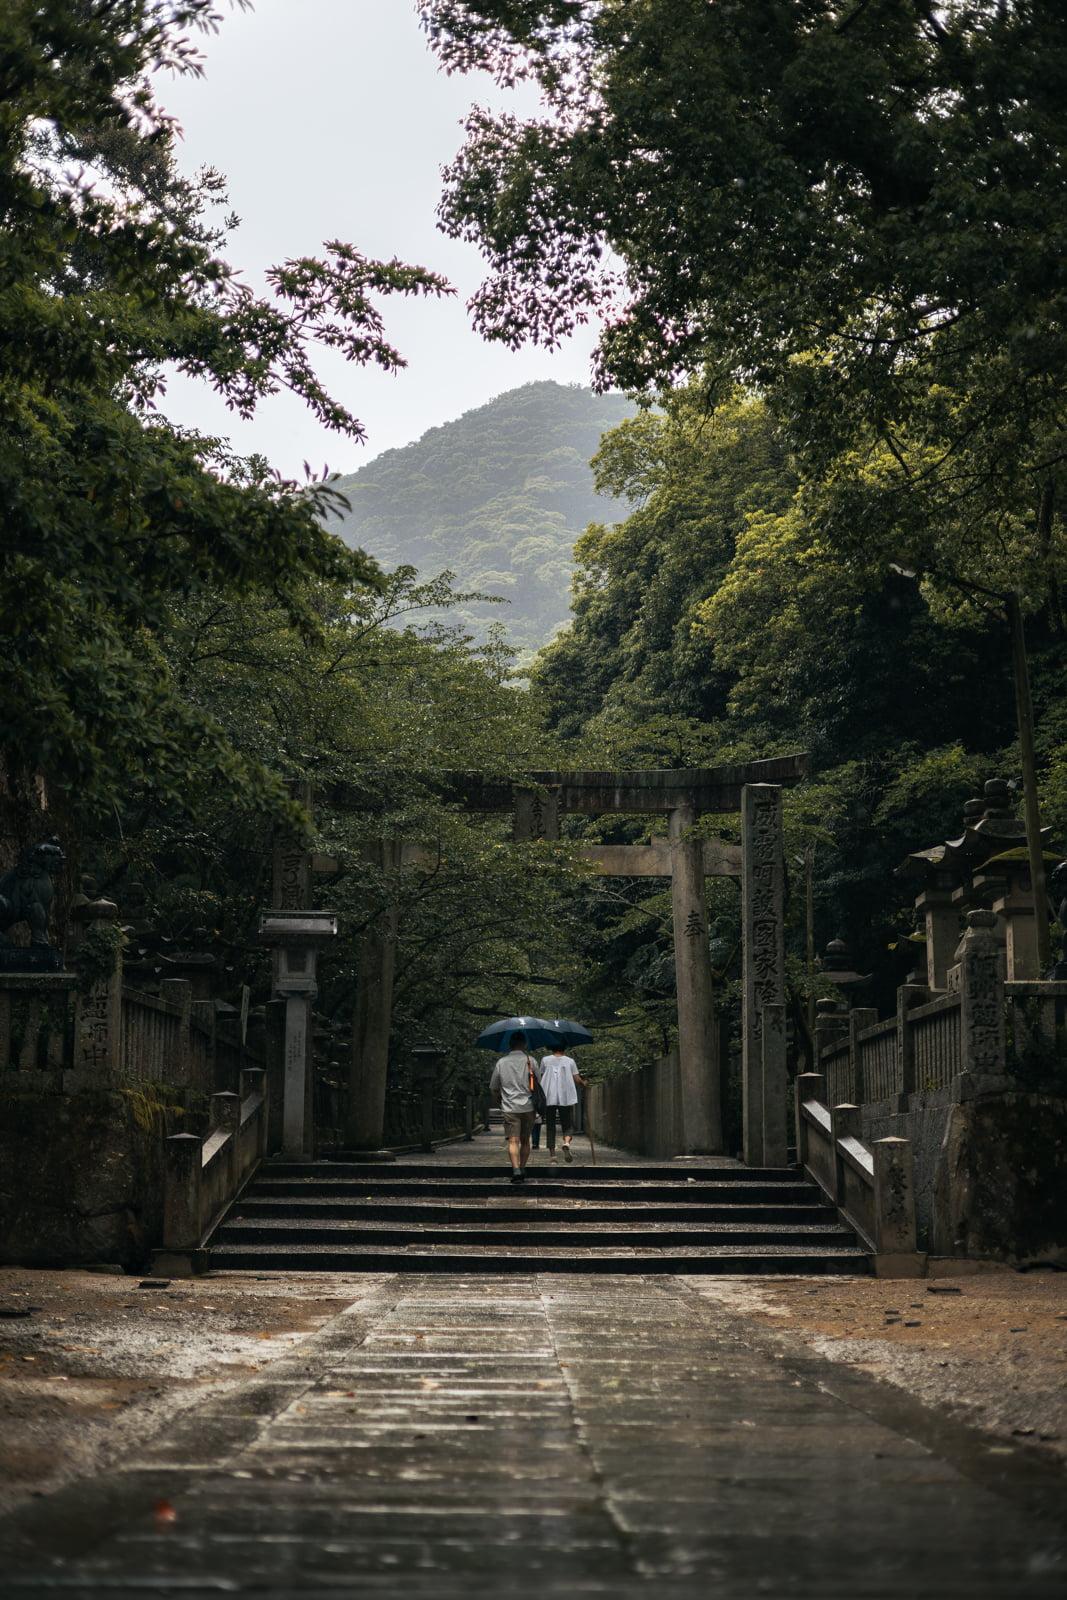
[503,1110,534,1141]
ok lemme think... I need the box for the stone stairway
[208,1152,869,1274]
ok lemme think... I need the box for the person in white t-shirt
[539,1044,587,1164]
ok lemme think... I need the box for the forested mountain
[325,382,633,652]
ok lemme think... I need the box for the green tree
[424,0,1067,638]
[424,2,1067,467]
[91,558,590,1099]
[426,0,1067,962]
[1,0,447,820]
[534,386,1039,1028]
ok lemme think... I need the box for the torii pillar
[669,801,720,1153]
[741,784,787,1167]
[346,839,401,1151]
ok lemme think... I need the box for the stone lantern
[819,938,872,997]
[258,909,337,1157]
[896,779,1053,987]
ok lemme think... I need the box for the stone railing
[154,1067,268,1274]
[1,966,261,1096]
[818,1034,851,1109]
[908,993,963,1091]
[584,1050,683,1160]
[814,911,1016,1106]
[382,1089,470,1152]
[0,972,78,1072]
[794,1071,920,1276]
[120,983,223,1093]
[317,1081,484,1155]
[807,912,1067,1264]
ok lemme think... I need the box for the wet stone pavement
[1,1272,1063,1599]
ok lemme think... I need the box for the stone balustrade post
[163,1132,202,1251]
[830,1103,861,1203]
[238,1067,266,1163]
[210,1089,240,1194]
[848,1007,879,1106]
[160,978,192,1083]
[72,902,123,1074]
[872,1136,917,1256]
[956,909,1007,1077]
[895,983,927,1101]
[240,1065,264,1106]
[464,1092,474,1141]
[814,1001,848,1068]
[190,999,219,1089]
[793,1072,824,1170]
[210,1089,240,1134]
[160,977,192,1022]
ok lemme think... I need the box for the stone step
[250,1177,819,1204]
[230,1197,838,1224]
[214,1218,859,1248]
[208,1241,870,1275]
[268,1160,797,1182]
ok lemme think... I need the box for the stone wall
[0,1082,205,1268]
[862,1079,1067,1262]
[584,1051,683,1159]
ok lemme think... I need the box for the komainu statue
[0,837,65,969]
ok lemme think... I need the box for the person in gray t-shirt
[490,1031,540,1183]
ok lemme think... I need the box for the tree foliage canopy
[424,1,1067,615]
[1,0,448,817]
[535,383,1064,1030]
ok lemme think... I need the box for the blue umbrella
[545,1018,594,1048]
[474,1016,558,1052]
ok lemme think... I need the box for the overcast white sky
[158,0,598,475]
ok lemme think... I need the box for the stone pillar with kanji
[741,784,787,1166]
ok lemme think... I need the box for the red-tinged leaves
[153,1498,178,1529]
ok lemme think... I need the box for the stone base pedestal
[149,1248,209,1278]
[872,1252,928,1279]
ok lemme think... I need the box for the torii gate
[344,755,804,1166]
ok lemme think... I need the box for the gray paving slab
[0,1274,1063,1599]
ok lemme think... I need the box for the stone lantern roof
[819,938,872,991]
[896,778,1051,885]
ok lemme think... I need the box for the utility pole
[1006,593,1052,972]
[805,843,816,1037]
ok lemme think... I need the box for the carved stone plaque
[742,784,786,1165]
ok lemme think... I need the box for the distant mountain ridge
[325,381,634,651]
